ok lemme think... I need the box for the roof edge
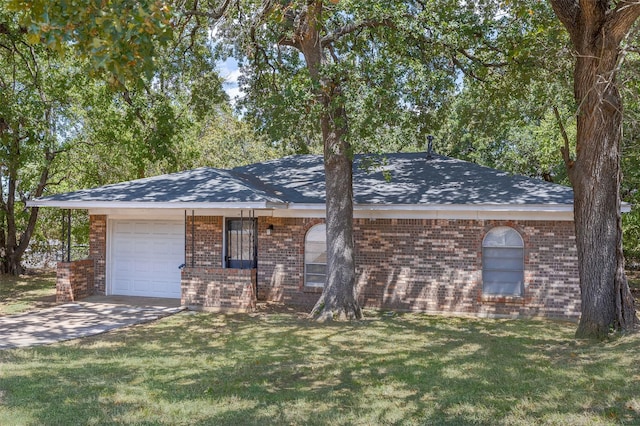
[26,200,285,209]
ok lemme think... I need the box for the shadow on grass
[1,311,639,425]
[0,271,57,316]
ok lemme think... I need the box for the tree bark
[311,99,362,321]
[550,0,639,338]
[293,1,361,321]
[0,137,52,276]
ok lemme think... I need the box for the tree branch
[183,0,231,21]
[553,105,575,170]
[607,1,640,45]
[321,18,394,45]
[550,0,582,43]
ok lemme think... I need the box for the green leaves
[9,0,174,84]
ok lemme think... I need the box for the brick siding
[181,216,256,311]
[89,215,107,294]
[257,217,324,306]
[181,267,256,312]
[257,217,580,320]
[185,215,223,268]
[85,213,580,319]
[56,259,95,303]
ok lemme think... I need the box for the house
[29,152,585,320]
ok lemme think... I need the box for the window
[225,218,257,269]
[482,226,524,296]
[305,224,326,287]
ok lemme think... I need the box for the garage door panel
[111,220,184,298]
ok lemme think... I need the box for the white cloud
[218,58,243,103]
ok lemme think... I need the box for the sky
[218,57,242,103]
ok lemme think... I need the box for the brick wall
[89,215,107,294]
[258,217,324,306]
[181,216,256,311]
[181,267,256,312]
[85,212,580,319]
[257,217,580,320]
[56,259,95,303]
[185,215,223,268]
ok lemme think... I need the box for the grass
[0,309,639,425]
[0,271,56,316]
[1,272,640,425]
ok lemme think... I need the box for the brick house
[30,152,587,320]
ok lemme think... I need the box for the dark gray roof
[236,152,574,205]
[35,167,284,205]
[30,152,574,208]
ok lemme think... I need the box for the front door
[225,218,257,269]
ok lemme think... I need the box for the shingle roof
[236,152,574,205]
[30,152,574,208]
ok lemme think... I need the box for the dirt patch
[251,302,311,319]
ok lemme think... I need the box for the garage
[110,220,185,298]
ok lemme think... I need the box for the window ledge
[480,294,525,304]
[303,286,324,294]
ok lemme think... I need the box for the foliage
[220,0,519,155]
[0,4,91,274]
[8,0,174,83]
[436,0,574,183]
[1,307,640,424]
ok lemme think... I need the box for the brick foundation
[56,259,95,303]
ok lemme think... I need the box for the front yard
[1,272,640,425]
[0,271,56,316]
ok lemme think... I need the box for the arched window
[305,224,326,287]
[482,227,524,296]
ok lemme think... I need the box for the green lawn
[1,306,639,425]
[0,271,56,316]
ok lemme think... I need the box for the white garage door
[111,220,185,298]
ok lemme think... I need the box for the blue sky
[218,57,241,102]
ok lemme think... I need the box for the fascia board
[26,200,283,209]
[286,203,575,212]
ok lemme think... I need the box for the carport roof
[29,152,575,209]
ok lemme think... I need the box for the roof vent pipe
[426,135,434,160]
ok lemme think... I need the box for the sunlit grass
[0,309,639,425]
[0,271,56,315]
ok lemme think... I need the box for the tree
[0,7,89,275]
[210,0,516,320]
[4,1,237,274]
[548,0,639,338]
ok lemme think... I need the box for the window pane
[305,224,326,287]
[482,227,524,296]
[305,274,325,287]
[483,227,523,248]
[483,248,524,270]
[306,264,326,274]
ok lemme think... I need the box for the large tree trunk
[551,1,639,338]
[311,96,362,321]
[295,1,361,321]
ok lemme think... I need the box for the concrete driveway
[0,296,185,350]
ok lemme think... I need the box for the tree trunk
[550,1,639,338]
[311,96,362,321]
[0,138,52,276]
[294,1,361,321]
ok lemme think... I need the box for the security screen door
[225,218,257,269]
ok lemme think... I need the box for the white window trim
[304,224,327,287]
[482,226,525,297]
